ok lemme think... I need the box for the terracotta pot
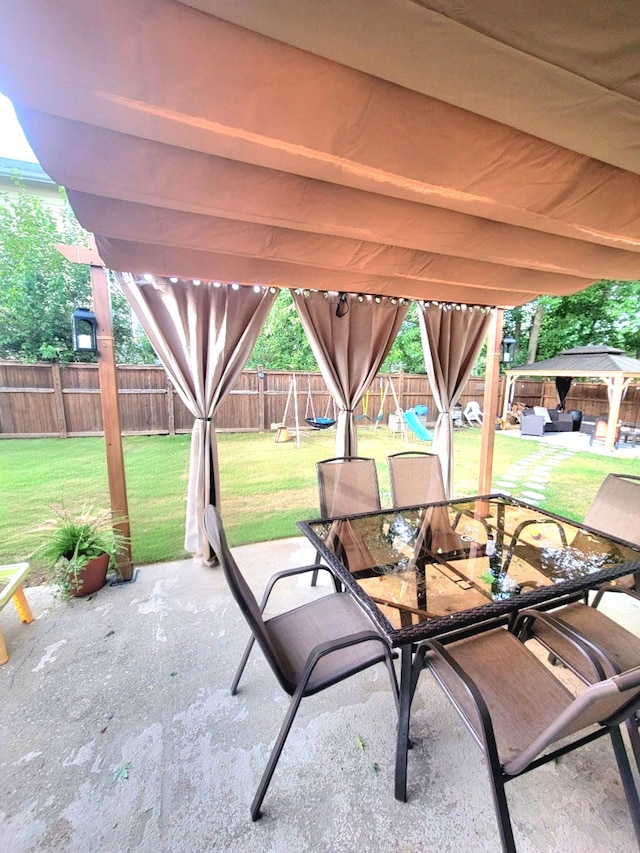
[69,552,110,597]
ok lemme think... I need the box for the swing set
[274,375,336,445]
[373,376,410,442]
[304,376,336,430]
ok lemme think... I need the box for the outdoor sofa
[520,406,574,437]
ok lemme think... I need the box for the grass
[1,427,639,570]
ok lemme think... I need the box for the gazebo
[2,2,640,559]
[503,346,640,452]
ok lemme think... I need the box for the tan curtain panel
[417,302,491,497]
[292,290,408,456]
[117,274,276,559]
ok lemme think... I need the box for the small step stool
[0,562,34,665]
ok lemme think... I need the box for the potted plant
[33,506,129,600]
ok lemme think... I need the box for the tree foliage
[380,301,425,373]
[0,182,154,364]
[245,288,318,370]
[504,280,640,365]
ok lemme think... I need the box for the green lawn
[1,428,639,569]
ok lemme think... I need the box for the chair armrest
[520,415,545,436]
[501,519,568,573]
[259,564,339,610]
[591,583,640,609]
[299,629,397,695]
[512,608,610,679]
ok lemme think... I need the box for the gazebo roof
[2,1,640,308]
[508,345,640,378]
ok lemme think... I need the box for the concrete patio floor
[1,536,639,853]
[499,425,640,458]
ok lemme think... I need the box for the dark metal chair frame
[202,504,399,820]
[411,617,640,852]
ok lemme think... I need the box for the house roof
[1,1,640,307]
[508,346,640,378]
[0,156,55,185]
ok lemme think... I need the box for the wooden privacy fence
[1,361,639,438]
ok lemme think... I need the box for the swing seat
[305,417,335,430]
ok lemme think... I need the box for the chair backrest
[584,473,640,547]
[316,456,381,518]
[387,451,446,509]
[591,416,620,445]
[507,664,640,776]
[533,405,552,423]
[463,401,483,423]
[202,505,290,691]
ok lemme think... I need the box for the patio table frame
[298,493,640,802]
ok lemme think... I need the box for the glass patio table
[298,493,640,801]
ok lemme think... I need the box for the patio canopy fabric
[292,290,408,457]
[117,275,277,559]
[418,303,492,497]
[504,345,640,452]
[1,1,640,308]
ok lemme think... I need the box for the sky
[0,93,38,162]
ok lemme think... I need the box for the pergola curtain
[555,377,573,410]
[292,290,408,457]
[417,302,492,497]
[117,274,276,559]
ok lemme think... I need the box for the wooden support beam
[478,309,503,498]
[90,262,133,579]
[56,243,133,580]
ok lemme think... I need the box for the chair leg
[486,764,517,853]
[394,645,415,802]
[610,726,640,848]
[311,549,323,586]
[250,685,306,820]
[625,715,640,774]
[231,635,255,695]
[383,652,401,715]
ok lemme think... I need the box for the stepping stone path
[493,444,576,506]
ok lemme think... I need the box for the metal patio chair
[582,473,640,596]
[513,473,640,769]
[517,601,640,770]
[202,504,399,820]
[413,622,640,852]
[311,456,382,586]
[387,450,445,509]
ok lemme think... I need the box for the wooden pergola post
[56,243,133,580]
[478,308,504,497]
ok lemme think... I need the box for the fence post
[51,362,68,438]
[257,365,266,431]
[166,375,176,435]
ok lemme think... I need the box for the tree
[380,301,425,373]
[0,181,154,363]
[246,288,318,370]
[504,280,640,365]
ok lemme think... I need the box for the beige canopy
[1,0,640,306]
[3,2,640,556]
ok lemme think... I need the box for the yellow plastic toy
[0,562,34,665]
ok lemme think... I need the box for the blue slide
[403,410,433,442]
